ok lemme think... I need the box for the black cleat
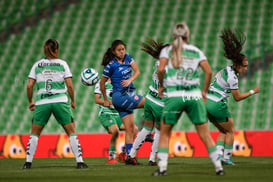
[22,162,32,169]
[145,134,154,143]
[125,156,139,165]
[152,169,167,176]
[148,160,157,166]
[216,170,225,176]
[77,162,88,169]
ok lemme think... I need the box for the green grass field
[0,157,272,182]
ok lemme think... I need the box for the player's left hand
[121,79,131,87]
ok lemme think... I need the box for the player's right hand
[29,102,35,111]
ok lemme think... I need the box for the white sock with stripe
[149,128,160,162]
[69,134,84,163]
[129,127,152,158]
[26,134,38,163]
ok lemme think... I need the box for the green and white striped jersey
[146,60,164,107]
[159,44,206,98]
[28,58,72,105]
[207,66,239,102]
[94,81,119,115]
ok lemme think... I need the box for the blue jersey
[102,54,135,94]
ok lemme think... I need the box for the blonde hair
[171,22,190,68]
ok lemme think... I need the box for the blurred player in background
[206,28,260,165]
[94,79,138,163]
[127,38,169,166]
[23,39,87,169]
[100,40,145,165]
[153,22,224,176]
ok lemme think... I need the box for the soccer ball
[81,68,99,86]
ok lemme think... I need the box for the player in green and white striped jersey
[206,29,260,165]
[94,79,139,164]
[23,39,87,169]
[153,22,224,176]
[128,39,168,166]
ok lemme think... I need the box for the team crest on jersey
[134,95,139,100]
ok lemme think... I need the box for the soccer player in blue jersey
[100,40,145,165]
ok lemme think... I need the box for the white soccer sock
[69,134,84,163]
[216,141,225,156]
[216,145,224,156]
[149,128,160,162]
[129,127,151,158]
[26,134,38,163]
[109,151,116,159]
[223,144,233,160]
[157,150,168,172]
[208,147,223,172]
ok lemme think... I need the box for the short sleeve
[28,63,37,80]
[127,54,134,64]
[63,62,72,78]
[102,64,112,78]
[198,50,207,62]
[94,82,101,94]
[228,75,239,90]
[159,46,170,59]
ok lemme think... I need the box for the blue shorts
[112,91,143,118]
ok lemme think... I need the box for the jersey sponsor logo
[121,68,131,75]
[38,62,60,67]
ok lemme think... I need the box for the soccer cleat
[145,134,154,143]
[107,158,119,164]
[152,169,167,176]
[222,158,236,165]
[118,152,127,163]
[148,160,157,166]
[125,156,139,165]
[77,162,88,169]
[22,162,32,169]
[216,169,225,176]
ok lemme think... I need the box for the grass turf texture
[0,157,272,182]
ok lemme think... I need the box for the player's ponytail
[140,38,169,59]
[44,39,59,59]
[220,28,246,66]
[101,39,126,66]
[171,22,190,69]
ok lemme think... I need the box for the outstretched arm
[231,86,260,101]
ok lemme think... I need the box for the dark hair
[220,28,246,66]
[44,39,59,59]
[140,38,169,60]
[101,40,126,66]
